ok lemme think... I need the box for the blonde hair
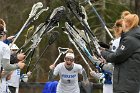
[121,11,131,19]
[0,24,4,31]
[0,24,4,36]
[65,49,74,58]
[67,49,74,53]
[123,14,139,32]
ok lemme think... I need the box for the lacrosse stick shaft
[87,1,114,40]
[25,48,35,73]
[68,34,93,71]
[66,3,102,56]
[30,44,50,72]
[53,53,63,65]
[65,22,101,66]
[10,18,31,48]
[10,2,43,48]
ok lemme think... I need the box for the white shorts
[103,84,113,93]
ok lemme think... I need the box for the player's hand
[17,62,25,69]
[83,79,89,86]
[98,57,106,64]
[90,71,97,76]
[27,71,32,77]
[49,64,55,70]
[17,53,25,61]
[7,36,15,40]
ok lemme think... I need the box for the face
[64,57,74,66]
[113,26,123,38]
[11,49,18,54]
[2,34,7,41]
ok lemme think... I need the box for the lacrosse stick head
[29,2,43,18]
[49,6,65,20]
[58,47,69,55]
[34,7,49,20]
[48,31,59,45]
[81,6,88,20]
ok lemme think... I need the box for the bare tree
[135,0,140,18]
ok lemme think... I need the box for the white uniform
[7,69,20,93]
[7,43,20,93]
[53,62,83,93]
[0,41,11,93]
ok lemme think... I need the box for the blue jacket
[42,81,58,93]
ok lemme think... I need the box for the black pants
[8,86,16,93]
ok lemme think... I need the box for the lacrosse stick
[65,22,102,66]
[17,6,65,53]
[10,2,44,48]
[85,0,114,40]
[28,31,60,73]
[53,47,69,65]
[64,31,93,71]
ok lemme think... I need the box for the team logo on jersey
[120,45,125,50]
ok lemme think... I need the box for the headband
[65,53,75,58]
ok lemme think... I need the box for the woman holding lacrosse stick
[101,13,140,93]
[49,48,89,93]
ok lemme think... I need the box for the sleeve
[1,59,19,71]
[2,46,10,60]
[101,36,138,64]
[77,64,83,74]
[3,39,12,45]
[53,64,61,76]
[81,68,88,81]
[48,69,55,81]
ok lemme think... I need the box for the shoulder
[121,35,136,44]
[74,63,82,69]
[0,41,10,51]
[55,62,64,68]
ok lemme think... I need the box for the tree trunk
[135,0,140,19]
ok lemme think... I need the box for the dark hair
[0,18,5,26]
[0,24,4,35]
[114,19,123,28]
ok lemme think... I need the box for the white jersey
[0,41,10,93]
[0,77,8,93]
[7,69,20,88]
[111,37,121,52]
[0,41,10,72]
[54,62,83,93]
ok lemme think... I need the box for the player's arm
[48,69,55,81]
[48,64,59,81]
[79,66,89,85]
[81,68,88,81]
